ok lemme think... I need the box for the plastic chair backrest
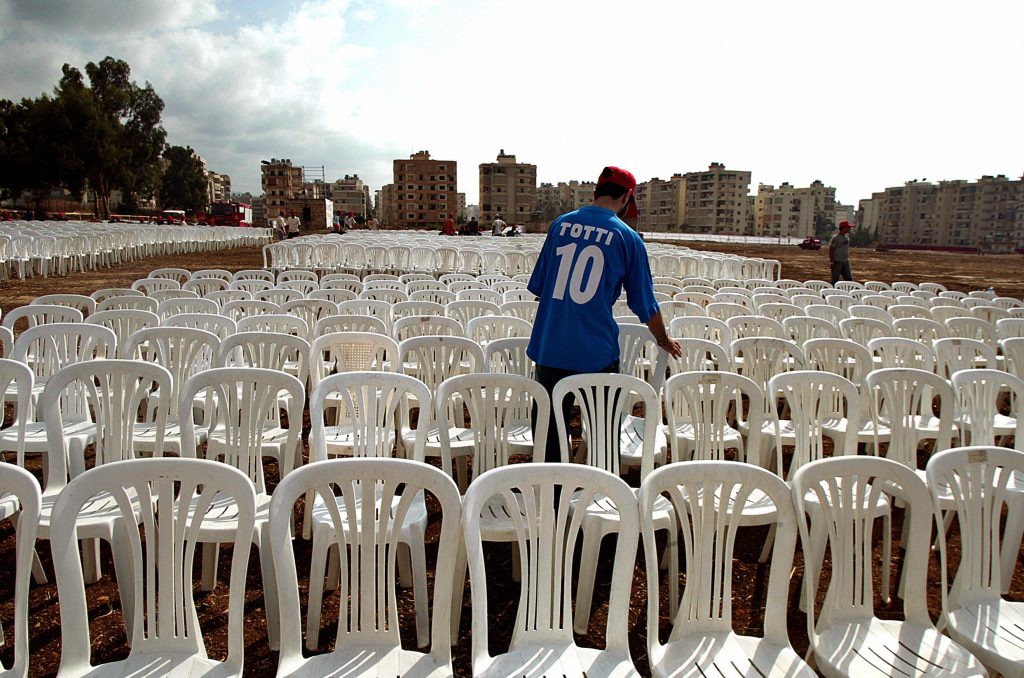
[950,369,1024,447]
[52,458,254,675]
[664,370,765,464]
[462,463,638,673]
[270,458,459,674]
[121,327,219,419]
[866,367,955,469]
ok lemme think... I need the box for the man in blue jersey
[527,166,682,463]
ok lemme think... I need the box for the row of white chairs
[0,223,270,279]
[0,399,1016,676]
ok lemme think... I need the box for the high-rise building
[261,158,304,218]
[536,180,596,221]
[393,151,458,229]
[207,171,231,205]
[866,175,1024,251]
[679,163,752,233]
[328,175,371,219]
[479,150,537,223]
[378,183,398,228]
[753,182,816,239]
[635,175,685,231]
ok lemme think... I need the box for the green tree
[160,145,208,212]
[62,58,166,216]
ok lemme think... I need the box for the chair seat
[0,492,20,521]
[278,646,450,678]
[191,490,270,536]
[816,619,986,677]
[38,488,143,539]
[67,651,232,677]
[322,425,396,457]
[477,642,639,677]
[651,631,815,678]
[947,598,1024,676]
[310,490,427,533]
[620,414,668,467]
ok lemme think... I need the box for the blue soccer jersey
[527,205,660,372]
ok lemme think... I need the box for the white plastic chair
[1,304,84,332]
[869,335,937,371]
[669,315,732,345]
[839,316,892,346]
[314,313,387,335]
[928,446,1024,677]
[51,458,254,678]
[465,314,532,345]
[894,316,948,344]
[303,372,434,649]
[393,315,464,342]
[272,458,459,677]
[726,314,785,339]
[31,293,96,317]
[867,367,956,472]
[164,312,237,340]
[793,455,987,677]
[39,359,171,595]
[483,336,535,378]
[462,463,641,677]
[121,326,219,457]
[934,337,997,379]
[640,460,815,678]
[664,338,731,376]
[236,313,309,339]
[663,370,764,467]
[397,335,484,462]
[86,309,160,348]
[0,463,39,678]
[179,366,305,650]
[551,372,674,634]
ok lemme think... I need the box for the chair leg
[31,548,47,584]
[256,525,280,651]
[409,536,429,649]
[306,527,329,651]
[1001,493,1024,594]
[758,523,777,563]
[111,524,136,647]
[572,523,604,635]
[82,538,102,584]
[881,508,892,604]
[800,513,828,612]
[450,540,467,644]
[200,543,219,591]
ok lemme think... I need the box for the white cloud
[1,0,1021,205]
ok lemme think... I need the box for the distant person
[829,220,854,284]
[344,211,357,231]
[465,216,481,235]
[527,165,681,463]
[274,213,287,241]
[287,212,301,238]
[491,214,506,236]
[367,216,380,230]
[442,213,456,236]
[332,212,341,232]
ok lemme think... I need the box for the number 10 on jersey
[551,243,604,304]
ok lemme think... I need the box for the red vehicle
[798,236,822,250]
[204,201,253,227]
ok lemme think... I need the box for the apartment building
[753,182,816,239]
[479,150,537,223]
[377,183,398,228]
[328,175,371,219]
[680,163,752,233]
[866,175,1024,251]
[207,171,231,205]
[261,158,304,218]
[393,151,458,229]
[536,180,596,220]
[635,175,685,231]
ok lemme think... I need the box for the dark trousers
[831,260,853,285]
[534,360,619,463]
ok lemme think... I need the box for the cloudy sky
[1,0,1021,206]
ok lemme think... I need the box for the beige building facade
[479,150,536,223]
[868,175,1024,251]
[377,184,398,228]
[635,175,685,231]
[261,158,304,218]
[536,180,596,221]
[393,151,458,230]
[328,175,371,219]
[680,163,752,233]
[753,182,816,239]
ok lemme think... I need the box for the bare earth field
[0,239,1021,677]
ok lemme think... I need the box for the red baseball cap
[838,220,853,230]
[597,166,638,219]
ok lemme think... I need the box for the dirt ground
[0,239,1021,677]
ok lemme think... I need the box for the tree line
[0,57,210,218]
